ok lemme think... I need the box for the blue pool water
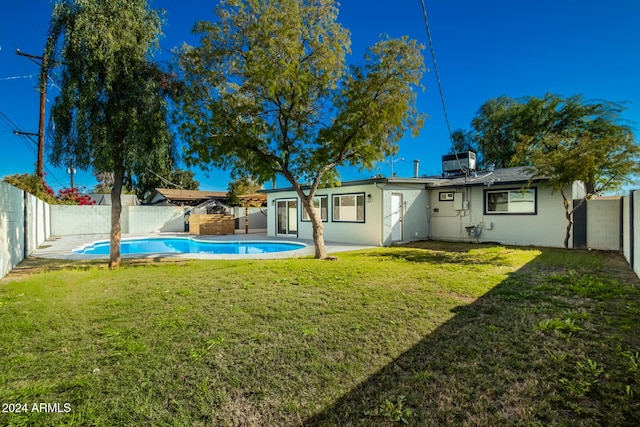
[73,237,305,255]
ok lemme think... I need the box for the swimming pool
[73,237,306,255]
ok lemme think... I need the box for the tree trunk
[109,165,125,268]
[300,196,327,259]
[560,187,578,250]
[563,208,573,250]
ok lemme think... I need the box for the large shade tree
[175,0,425,258]
[512,94,640,248]
[45,0,176,267]
[469,96,524,169]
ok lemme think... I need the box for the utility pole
[16,49,47,178]
[67,159,76,190]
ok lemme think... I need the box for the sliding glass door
[276,199,298,236]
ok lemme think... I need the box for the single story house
[261,166,587,248]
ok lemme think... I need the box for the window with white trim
[485,188,536,214]
[333,193,365,222]
[302,195,328,221]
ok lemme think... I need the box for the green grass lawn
[1,242,639,426]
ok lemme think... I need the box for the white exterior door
[391,193,403,242]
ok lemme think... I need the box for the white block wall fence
[1,181,51,278]
[623,190,640,278]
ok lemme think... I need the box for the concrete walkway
[32,232,376,261]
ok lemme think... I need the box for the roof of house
[153,188,228,202]
[88,193,140,206]
[238,193,267,202]
[259,177,438,194]
[429,166,546,188]
[260,167,545,193]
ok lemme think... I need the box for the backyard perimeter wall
[622,190,640,278]
[232,206,267,232]
[1,182,50,279]
[51,205,187,235]
[586,198,621,251]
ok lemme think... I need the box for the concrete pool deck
[32,232,377,261]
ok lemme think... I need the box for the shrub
[3,173,57,204]
[57,188,95,205]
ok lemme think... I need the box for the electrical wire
[397,158,439,176]
[0,110,37,155]
[419,0,464,173]
[419,0,453,142]
[0,74,35,81]
[145,167,186,190]
[0,109,64,188]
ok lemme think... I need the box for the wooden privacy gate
[189,214,235,235]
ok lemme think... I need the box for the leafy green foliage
[536,317,583,335]
[45,0,176,266]
[175,0,425,257]
[365,395,415,424]
[4,174,95,205]
[470,96,523,168]
[3,173,56,204]
[450,128,480,165]
[45,0,175,176]
[514,94,640,194]
[559,358,605,398]
[226,176,262,206]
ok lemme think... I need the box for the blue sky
[1,0,638,192]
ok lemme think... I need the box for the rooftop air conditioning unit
[442,151,476,174]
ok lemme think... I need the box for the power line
[0,74,36,81]
[145,167,186,190]
[398,158,439,176]
[419,0,466,175]
[0,108,63,187]
[419,0,453,142]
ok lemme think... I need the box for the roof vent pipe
[413,160,419,178]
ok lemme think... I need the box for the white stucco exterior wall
[430,184,573,248]
[266,183,384,246]
[265,182,430,246]
[379,184,429,245]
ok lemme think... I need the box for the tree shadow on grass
[1,256,192,282]
[305,250,640,426]
[367,241,519,266]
